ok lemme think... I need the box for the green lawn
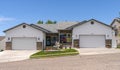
[30,49,79,58]
[117,45,120,48]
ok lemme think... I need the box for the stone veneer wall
[73,39,79,48]
[6,42,12,50]
[37,42,42,50]
[105,39,112,48]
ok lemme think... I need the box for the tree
[46,20,53,24]
[46,20,57,24]
[37,20,43,24]
[54,21,57,24]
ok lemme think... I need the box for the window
[116,40,118,43]
[8,37,10,40]
[60,33,66,43]
[66,33,72,42]
[114,25,116,28]
[23,25,26,28]
[115,29,118,36]
[60,33,72,43]
[107,35,109,37]
[38,38,40,40]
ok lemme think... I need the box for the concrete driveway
[76,48,120,55]
[0,48,120,63]
[0,50,38,63]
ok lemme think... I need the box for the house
[111,18,120,46]
[3,19,116,50]
[0,36,5,50]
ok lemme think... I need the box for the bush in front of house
[0,49,4,52]
[117,45,120,48]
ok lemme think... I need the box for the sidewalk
[75,48,120,55]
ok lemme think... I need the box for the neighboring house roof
[3,23,51,33]
[66,19,112,30]
[0,36,5,41]
[111,18,120,26]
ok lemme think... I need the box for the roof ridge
[30,24,52,33]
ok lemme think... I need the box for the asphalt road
[0,53,120,70]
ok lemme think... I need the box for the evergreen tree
[37,20,43,24]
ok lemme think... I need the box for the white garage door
[12,37,36,50]
[79,35,105,48]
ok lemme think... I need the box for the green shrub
[0,49,3,52]
[117,45,120,48]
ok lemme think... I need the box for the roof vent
[91,21,94,25]
[23,25,26,28]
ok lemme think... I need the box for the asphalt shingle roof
[35,22,79,33]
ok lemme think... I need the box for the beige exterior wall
[73,20,116,48]
[111,20,120,45]
[5,24,44,42]
[0,38,5,50]
[4,24,45,50]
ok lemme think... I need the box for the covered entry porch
[45,30,72,49]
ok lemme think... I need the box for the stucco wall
[5,24,44,42]
[111,20,120,45]
[0,39,5,50]
[72,20,116,48]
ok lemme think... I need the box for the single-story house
[3,19,117,50]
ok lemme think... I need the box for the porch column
[59,31,60,43]
[72,36,74,48]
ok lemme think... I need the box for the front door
[51,36,58,46]
[46,36,51,46]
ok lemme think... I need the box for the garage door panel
[12,38,36,50]
[80,35,105,48]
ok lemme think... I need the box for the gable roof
[111,18,120,26]
[0,36,5,41]
[88,19,112,28]
[3,19,111,33]
[3,23,51,33]
[65,20,87,30]
[4,23,27,32]
[66,19,112,30]
[30,24,51,33]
